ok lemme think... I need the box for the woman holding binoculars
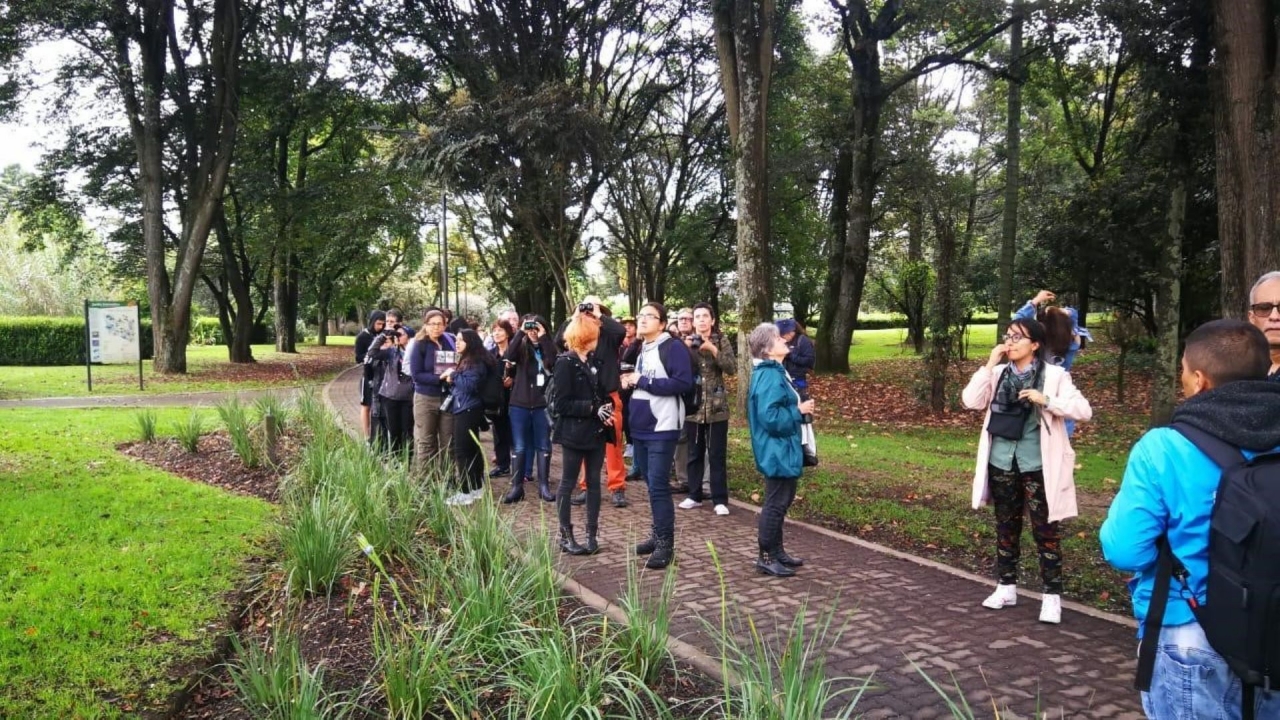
[500,314,557,503]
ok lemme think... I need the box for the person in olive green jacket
[746,322,816,577]
[678,302,737,515]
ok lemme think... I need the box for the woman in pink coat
[961,317,1092,625]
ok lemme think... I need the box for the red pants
[579,391,626,492]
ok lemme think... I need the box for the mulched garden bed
[121,432,726,719]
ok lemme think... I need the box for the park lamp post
[455,266,466,317]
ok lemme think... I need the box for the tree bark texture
[1212,0,1280,315]
[713,0,776,407]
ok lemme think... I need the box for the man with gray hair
[1247,271,1280,381]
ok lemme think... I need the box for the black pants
[381,397,414,455]
[492,413,513,469]
[687,421,729,504]
[558,444,604,529]
[758,477,798,553]
[452,408,487,493]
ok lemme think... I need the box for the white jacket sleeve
[961,365,997,411]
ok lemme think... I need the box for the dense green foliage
[0,316,154,365]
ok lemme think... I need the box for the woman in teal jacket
[747,322,816,577]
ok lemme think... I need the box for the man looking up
[1101,319,1280,718]
[1246,271,1280,380]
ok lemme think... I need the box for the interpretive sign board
[84,300,143,391]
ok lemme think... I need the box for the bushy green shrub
[0,316,154,366]
[189,317,276,346]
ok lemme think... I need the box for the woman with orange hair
[549,314,613,554]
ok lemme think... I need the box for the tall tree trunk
[1151,179,1185,426]
[929,209,958,412]
[1212,0,1280,315]
[713,0,777,406]
[316,300,329,346]
[997,2,1024,336]
[816,147,852,370]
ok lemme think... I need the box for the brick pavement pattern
[327,366,1143,718]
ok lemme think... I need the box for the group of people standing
[351,298,820,577]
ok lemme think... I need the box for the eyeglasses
[1250,302,1280,317]
[1003,333,1029,344]
[426,320,445,327]
[637,312,660,320]
[678,317,693,323]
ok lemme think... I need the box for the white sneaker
[623,444,634,459]
[1039,594,1062,624]
[445,492,470,506]
[713,504,730,516]
[678,498,702,510]
[467,489,485,503]
[981,584,1018,609]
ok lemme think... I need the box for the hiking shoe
[1039,594,1062,624]
[713,504,730,516]
[611,490,628,508]
[982,584,1018,609]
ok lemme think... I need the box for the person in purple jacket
[619,302,695,570]
[409,309,457,466]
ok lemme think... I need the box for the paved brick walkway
[327,366,1143,718]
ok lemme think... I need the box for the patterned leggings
[989,463,1063,594]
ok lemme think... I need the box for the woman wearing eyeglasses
[1246,271,1280,380]
[961,317,1092,625]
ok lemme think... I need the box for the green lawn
[0,343,350,400]
[726,422,1132,611]
[847,324,998,364]
[0,408,274,717]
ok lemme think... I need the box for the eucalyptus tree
[6,0,245,372]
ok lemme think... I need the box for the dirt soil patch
[119,432,302,503]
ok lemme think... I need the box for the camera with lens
[688,335,703,350]
[522,320,539,331]
[619,363,635,374]
[578,302,594,314]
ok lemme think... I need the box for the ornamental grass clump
[135,409,157,443]
[280,485,356,597]
[227,629,348,720]
[612,553,677,687]
[216,397,260,468]
[174,410,205,454]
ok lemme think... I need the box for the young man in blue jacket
[1100,319,1280,718]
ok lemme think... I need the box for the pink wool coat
[961,363,1093,523]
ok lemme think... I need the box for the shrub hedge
[0,316,156,366]
[189,317,275,346]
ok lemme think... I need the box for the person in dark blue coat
[354,310,387,441]
[747,322,815,577]
[776,318,815,400]
[440,329,496,506]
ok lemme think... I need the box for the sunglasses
[1250,302,1280,317]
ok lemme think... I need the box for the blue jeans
[633,437,677,537]
[509,405,550,478]
[1141,622,1280,719]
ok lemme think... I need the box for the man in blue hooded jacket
[1101,319,1280,718]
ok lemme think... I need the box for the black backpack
[479,361,504,417]
[1136,423,1280,717]
[544,353,599,424]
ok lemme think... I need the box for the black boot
[559,525,587,555]
[501,476,525,504]
[537,452,555,502]
[645,532,675,569]
[584,524,599,555]
[775,546,805,567]
[756,549,796,577]
[634,528,657,556]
